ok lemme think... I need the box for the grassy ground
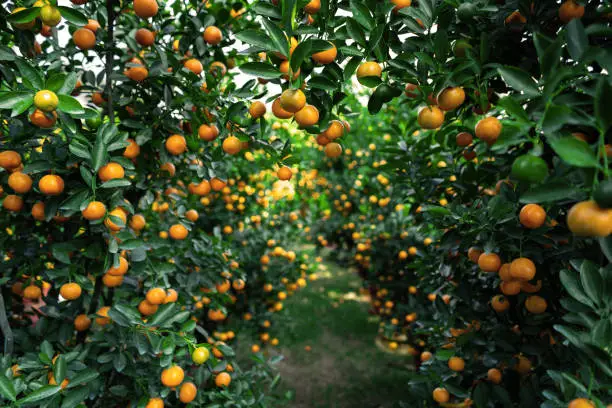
[265,249,415,408]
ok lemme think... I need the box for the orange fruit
[91,92,106,106]
[467,247,482,263]
[437,87,465,111]
[74,314,91,331]
[294,105,319,127]
[420,351,432,362]
[184,58,203,75]
[525,295,547,314]
[192,347,210,364]
[82,201,106,220]
[164,289,178,303]
[138,299,158,316]
[145,398,164,408]
[356,61,382,78]
[189,180,211,196]
[160,365,184,387]
[203,26,222,45]
[165,134,187,155]
[487,368,502,384]
[105,208,127,231]
[500,280,521,296]
[519,204,546,229]
[30,109,57,128]
[249,101,266,119]
[491,295,509,312]
[185,209,199,222]
[568,399,595,408]
[567,200,612,237]
[98,162,125,182]
[513,355,532,374]
[209,61,227,77]
[160,162,176,176]
[84,19,100,32]
[210,178,226,191]
[0,151,22,170]
[23,285,42,300]
[8,172,32,193]
[405,83,419,97]
[34,90,59,112]
[124,64,148,81]
[146,288,166,305]
[222,136,242,155]
[198,124,219,141]
[432,387,449,403]
[304,0,321,14]
[215,372,231,388]
[325,142,342,158]
[39,174,64,195]
[418,106,444,129]
[135,28,155,46]
[102,273,123,287]
[477,253,501,273]
[272,98,293,119]
[3,195,24,212]
[509,258,536,281]
[316,134,331,146]
[73,28,96,50]
[107,256,129,276]
[312,42,337,64]
[130,214,146,230]
[475,117,502,145]
[498,263,512,281]
[391,0,412,12]
[208,309,227,321]
[277,166,293,181]
[31,201,45,220]
[169,224,188,240]
[448,356,465,372]
[95,306,111,326]
[60,283,82,300]
[123,139,140,159]
[179,382,197,403]
[133,0,158,18]
[559,0,585,23]
[279,60,300,80]
[279,89,306,113]
[455,132,473,147]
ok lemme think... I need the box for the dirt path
[273,253,415,408]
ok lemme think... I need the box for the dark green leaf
[234,30,273,50]
[595,77,612,133]
[66,369,99,389]
[0,373,16,402]
[261,18,289,57]
[351,1,375,30]
[566,19,588,61]
[16,59,44,89]
[57,95,84,115]
[0,91,34,110]
[239,62,282,79]
[100,179,131,189]
[7,7,39,24]
[548,136,599,168]
[148,303,178,326]
[53,355,67,383]
[580,260,603,305]
[560,269,594,308]
[498,66,539,97]
[57,6,88,25]
[16,385,61,405]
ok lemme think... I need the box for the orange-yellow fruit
[60,283,82,300]
[135,28,155,46]
[107,256,129,276]
[146,398,164,408]
[222,136,242,155]
[418,106,444,129]
[74,314,91,331]
[519,204,546,229]
[437,87,466,111]
[509,258,536,281]
[525,295,547,314]
[3,195,23,212]
[82,201,106,220]
[279,89,306,113]
[39,175,64,195]
[277,166,292,181]
[203,26,222,45]
[432,387,449,403]
[478,253,501,273]
[312,42,337,64]
[0,151,22,170]
[198,124,219,141]
[8,172,32,194]
[169,224,189,240]
[98,162,125,182]
[184,58,203,75]
[165,134,187,155]
[133,0,158,18]
[30,109,57,128]
[325,143,342,158]
[249,101,266,119]
[567,200,612,237]
[95,306,111,326]
[146,288,166,305]
[272,98,294,119]
[559,1,585,23]
[475,117,502,145]
[294,105,320,127]
[356,61,382,78]
[448,356,465,372]
[73,28,96,50]
[487,368,502,384]
[215,372,231,388]
[160,365,184,387]
[23,285,42,300]
[105,208,127,231]
[179,382,197,403]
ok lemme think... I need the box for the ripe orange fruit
[487,368,502,384]
[98,162,125,182]
[23,285,42,300]
[519,204,546,229]
[294,105,320,127]
[203,26,222,45]
[420,351,432,362]
[145,398,164,408]
[215,372,231,388]
[304,0,321,14]
[123,138,140,159]
[74,314,91,331]
[161,365,184,387]
[448,356,465,372]
[39,174,64,195]
[8,172,32,193]
[133,0,158,18]
[477,253,501,273]
[498,263,512,281]
[568,399,595,408]
[30,109,57,128]
[107,256,129,276]
[179,382,197,403]
[249,101,266,119]
[525,295,547,314]
[130,214,146,230]
[73,28,96,50]
[567,200,612,237]
[279,60,300,80]
[165,134,187,155]
[222,136,242,155]
[189,180,211,196]
[513,355,532,374]
[500,280,521,296]
[34,90,59,112]
[437,87,465,111]
[391,0,412,12]
[325,142,343,158]
[432,387,449,403]
[124,63,148,81]
[210,178,226,191]
[169,224,189,240]
[356,61,382,78]
[277,166,292,181]
[184,58,203,75]
[0,151,22,170]
[84,19,100,32]
[60,283,82,300]
[185,209,199,222]
[102,273,123,287]
[82,201,106,220]
[417,106,444,129]
[138,300,158,316]
[208,309,227,321]
[32,201,45,220]
[455,132,473,147]
[146,288,166,305]
[475,117,502,145]
[135,28,155,46]
[91,92,106,106]
[3,195,24,212]
[510,258,536,281]
[491,295,509,312]
[559,0,584,23]
[95,306,111,326]
[198,124,219,141]
[105,208,127,231]
[272,98,293,119]
[164,289,178,303]
[209,61,227,77]
[279,89,306,113]
[312,42,337,64]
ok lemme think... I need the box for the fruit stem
[0,291,14,355]
[104,0,118,123]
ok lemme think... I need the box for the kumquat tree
[0,0,611,407]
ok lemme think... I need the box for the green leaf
[496,96,530,124]
[65,369,98,389]
[46,74,67,93]
[595,77,612,133]
[69,142,92,161]
[119,239,144,250]
[434,29,449,62]
[548,136,599,168]
[0,45,17,61]
[346,19,366,47]
[57,6,88,25]
[239,62,282,79]
[592,318,611,348]
[566,19,588,61]
[58,72,79,95]
[497,66,539,97]
[7,7,39,24]
[580,260,603,305]
[57,95,84,115]
[519,182,584,203]
[351,1,375,30]
[11,95,34,117]
[100,179,131,189]
[0,373,17,402]
[160,310,190,328]
[234,30,273,50]
[60,387,90,408]
[16,59,44,90]
[252,3,282,19]
[53,355,67,383]
[0,91,34,110]
[148,303,177,326]
[290,40,311,73]
[308,76,338,91]
[560,269,594,308]
[599,236,612,264]
[261,18,289,57]
[16,385,61,405]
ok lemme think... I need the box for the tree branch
[104,0,117,123]
[0,291,14,355]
